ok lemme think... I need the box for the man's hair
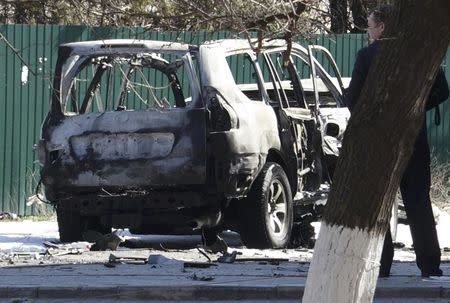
[371,5,398,37]
[371,5,396,25]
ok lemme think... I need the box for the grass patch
[430,154,450,212]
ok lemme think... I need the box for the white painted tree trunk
[302,223,385,303]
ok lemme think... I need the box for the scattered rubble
[44,241,91,256]
[148,254,179,265]
[217,251,240,263]
[190,273,215,281]
[0,212,18,221]
[107,253,148,265]
[82,230,124,251]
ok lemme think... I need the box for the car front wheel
[239,162,293,248]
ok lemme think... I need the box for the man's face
[367,13,384,42]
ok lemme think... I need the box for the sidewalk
[1,220,450,302]
[1,260,450,301]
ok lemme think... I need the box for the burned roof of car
[200,39,308,54]
[60,39,195,56]
[60,38,309,57]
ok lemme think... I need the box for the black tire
[239,162,293,248]
[56,207,83,243]
[56,206,111,243]
[288,222,316,249]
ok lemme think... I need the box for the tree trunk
[330,0,348,33]
[303,1,449,302]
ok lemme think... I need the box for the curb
[0,285,449,300]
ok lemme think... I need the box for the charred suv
[36,39,350,247]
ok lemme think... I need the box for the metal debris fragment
[196,247,212,262]
[109,253,148,265]
[86,232,124,251]
[217,251,240,263]
[43,241,91,256]
[190,273,215,281]
[0,212,18,220]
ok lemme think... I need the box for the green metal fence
[0,24,448,215]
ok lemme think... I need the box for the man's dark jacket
[344,41,449,111]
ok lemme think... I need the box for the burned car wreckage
[36,39,351,248]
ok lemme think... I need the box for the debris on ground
[43,241,91,256]
[216,250,287,265]
[202,233,228,254]
[110,254,139,264]
[43,241,92,252]
[0,212,18,221]
[7,251,44,260]
[82,230,124,251]
[235,257,289,265]
[109,253,148,265]
[147,254,184,268]
[217,251,240,263]
[148,254,174,265]
[0,241,89,262]
[196,247,212,262]
[0,246,46,264]
[45,247,85,256]
[190,273,215,281]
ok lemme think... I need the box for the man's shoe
[421,268,443,278]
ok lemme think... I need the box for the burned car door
[255,51,299,193]
[305,45,350,147]
[261,49,322,194]
[301,45,350,179]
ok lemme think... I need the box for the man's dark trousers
[380,123,441,276]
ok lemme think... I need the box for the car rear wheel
[57,206,111,243]
[239,162,293,248]
[56,207,83,243]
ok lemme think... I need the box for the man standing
[344,5,449,277]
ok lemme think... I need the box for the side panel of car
[199,45,282,198]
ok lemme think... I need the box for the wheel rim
[267,179,287,236]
